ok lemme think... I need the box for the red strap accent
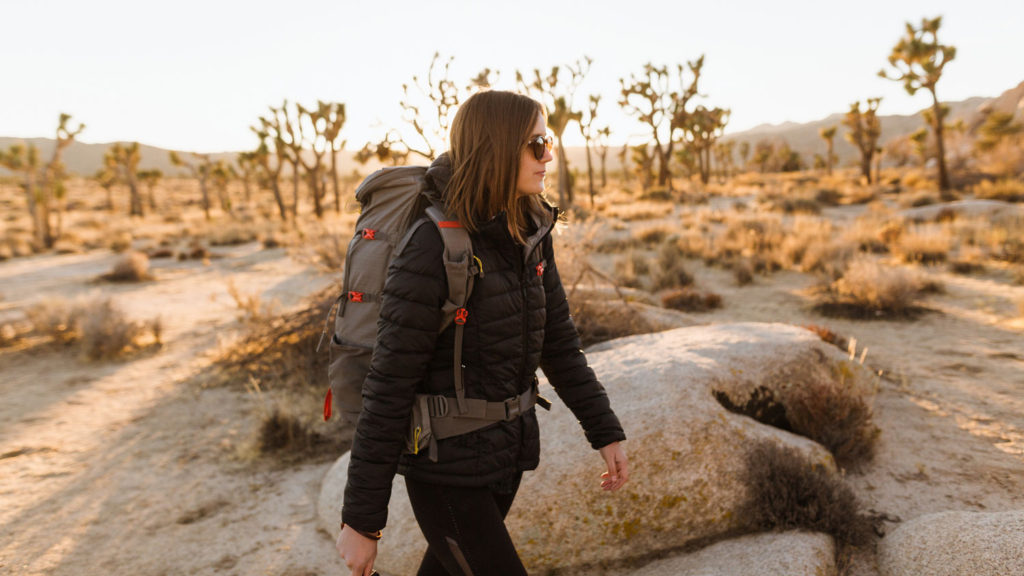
[361,228,376,240]
[536,263,545,276]
[438,221,462,229]
[454,308,469,325]
[323,388,333,421]
[348,291,364,303]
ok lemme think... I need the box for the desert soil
[1,223,1023,575]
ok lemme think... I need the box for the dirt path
[0,245,343,576]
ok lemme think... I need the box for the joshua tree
[713,140,736,183]
[753,140,774,173]
[0,143,41,244]
[209,160,235,215]
[108,142,143,216]
[680,105,730,184]
[738,141,751,171]
[631,144,655,190]
[819,125,838,176]
[880,16,956,191]
[251,116,291,221]
[578,94,601,207]
[236,151,259,205]
[136,169,162,211]
[170,151,213,220]
[842,98,883,183]
[617,144,631,184]
[363,53,495,164]
[595,126,610,189]
[618,56,704,191]
[39,114,85,245]
[92,165,118,211]
[518,56,591,208]
[318,101,347,213]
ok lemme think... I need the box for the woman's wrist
[341,522,383,541]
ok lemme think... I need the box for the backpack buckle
[504,396,522,420]
[427,395,449,418]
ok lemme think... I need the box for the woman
[336,90,628,576]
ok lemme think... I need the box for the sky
[2,0,1022,154]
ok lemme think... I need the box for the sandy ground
[1,225,1023,575]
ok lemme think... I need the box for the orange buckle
[361,228,376,240]
[348,291,364,303]
[454,308,468,325]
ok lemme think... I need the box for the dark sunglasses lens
[529,136,550,160]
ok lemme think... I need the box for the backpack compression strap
[424,204,479,416]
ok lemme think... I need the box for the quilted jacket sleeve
[538,236,626,450]
[341,223,445,533]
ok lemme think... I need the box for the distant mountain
[3,81,1022,177]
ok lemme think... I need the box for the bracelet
[341,522,383,541]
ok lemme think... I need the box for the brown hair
[445,90,546,244]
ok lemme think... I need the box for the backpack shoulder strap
[423,202,479,415]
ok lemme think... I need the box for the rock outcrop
[631,531,835,576]
[878,510,1024,576]
[319,323,853,574]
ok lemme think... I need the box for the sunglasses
[525,134,554,161]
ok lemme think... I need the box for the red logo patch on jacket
[536,263,545,277]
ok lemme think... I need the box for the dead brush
[651,240,694,290]
[740,441,877,566]
[973,178,1024,202]
[813,257,929,319]
[226,279,279,323]
[661,287,722,312]
[100,251,153,282]
[26,296,159,359]
[612,252,650,289]
[896,224,953,264]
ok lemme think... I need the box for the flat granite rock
[319,323,853,575]
[630,531,835,576]
[878,510,1024,576]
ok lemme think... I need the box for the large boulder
[630,531,835,576]
[878,510,1024,576]
[319,323,849,575]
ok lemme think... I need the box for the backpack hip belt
[409,383,551,462]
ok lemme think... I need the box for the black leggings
[404,474,527,576]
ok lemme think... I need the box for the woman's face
[516,113,553,197]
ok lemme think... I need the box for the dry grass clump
[100,251,154,282]
[948,246,986,275]
[801,324,850,351]
[895,224,952,264]
[733,258,754,285]
[603,200,670,222]
[571,297,660,348]
[25,296,160,359]
[205,222,261,246]
[840,209,903,254]
[973,178,1024,202]
[612,252,650,289]
[633,224,674,247]
[715,350,879,471]
[660,288,722,312]
[813,258,928,319]
[740,441,876,553]
[651,240,694,290]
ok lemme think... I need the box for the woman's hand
[336,525,378,576]
[598,441,629,491]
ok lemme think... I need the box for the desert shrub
[604,201,666,222]
[109,231,133,252]
[612,252,650,289]
[843,185,879,205]
[633,224,672,246]
[948,246,986,275]
[814,258,927,319]
[26,297,83,344]
[0,323,20,348]
[814,188,842,206]
[841,211,903,254]
[571,298,659,348]
[733,259,754,286]
[1014,266,1024,285]
[740,441,875,549]
[896,225,952,264]
[79,298,149,360]
[206,223,260,246]
[178,242,210,261]
[901,191,939,208]
[100,251,153,282]
[661,288,722,312]
[651,241,693,290]
[784,373,880,470]
[226,280,279,323]
[638,187,673,202]
[973,178,1024,202]
[257,407,318,454]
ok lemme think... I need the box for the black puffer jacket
[342,154,626,533]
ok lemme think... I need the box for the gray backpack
[319,165,544,461]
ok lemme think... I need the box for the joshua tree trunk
[556,138,570,208]
[584,139,595,207]
[930,93,951,194]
